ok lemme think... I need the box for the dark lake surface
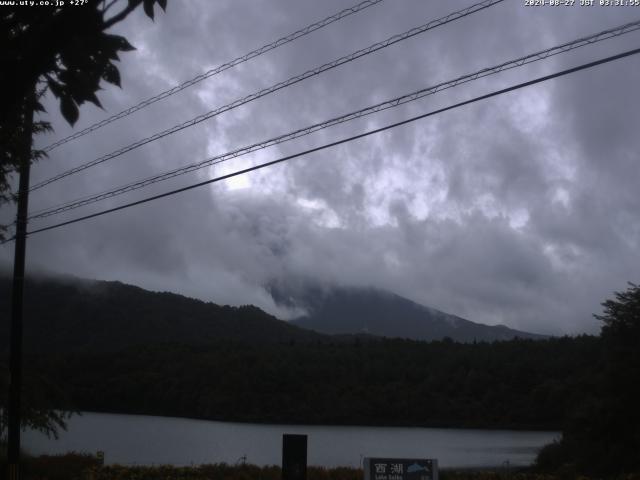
[24,412,559,468]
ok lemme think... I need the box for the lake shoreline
[24,412,559,469]
[71,408,561,433]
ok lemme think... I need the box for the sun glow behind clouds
[5,0,638,336]
[296,197,342,229]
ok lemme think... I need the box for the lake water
[23,412,559,469]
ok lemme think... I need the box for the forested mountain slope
[0,274,323,353]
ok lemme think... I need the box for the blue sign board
[364,458,438,480]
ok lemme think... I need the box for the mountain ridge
[1,273,545,355]
[0,273,324,354]
[272,283,545,342]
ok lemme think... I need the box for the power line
[27,19,640,221]
[15,47,640,241]
[29,0,504,192]
[40,0,386,152]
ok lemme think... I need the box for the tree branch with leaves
[0,0,168,239]
[0,0,168,438]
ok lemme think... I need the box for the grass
[1,451,640,480]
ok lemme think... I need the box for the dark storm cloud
[2,0,639,335]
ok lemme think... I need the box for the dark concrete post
[282,434,307,480]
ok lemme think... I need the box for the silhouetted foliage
[24,336,599,431]
[0,274,603,431]
[0,0,167,235]
[0,0,168,441]
[0,275,324,354]
[536,283,640,476]
[22,452,100,480]
[6,274,640,473]
[0,361,73,443]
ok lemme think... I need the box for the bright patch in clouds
[2,0,639,336]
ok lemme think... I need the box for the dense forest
[0,275,324,354]
[0,275,541,354]
[2,277,639,477]
[17,336,599,431]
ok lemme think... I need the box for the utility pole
[7,90,35,480]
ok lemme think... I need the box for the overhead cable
[13,46,639,241]
[29,0,504,192]
[27,19,640,220]
[41,0,386,152]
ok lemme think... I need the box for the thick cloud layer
[2,0,639,335]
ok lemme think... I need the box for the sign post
[282,434,307,480]
[364,458,438,480]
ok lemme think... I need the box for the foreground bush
[87,464,358,480]
[2,457,640,480]
[1,451,100,480]
[84,464,640,480]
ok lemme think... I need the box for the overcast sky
[1,0,639,335]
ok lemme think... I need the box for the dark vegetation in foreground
[1,280,639,477]
[535,283,640,477]
[0,274,599,430]
[2,453,640,480]
[23,336,598,430]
